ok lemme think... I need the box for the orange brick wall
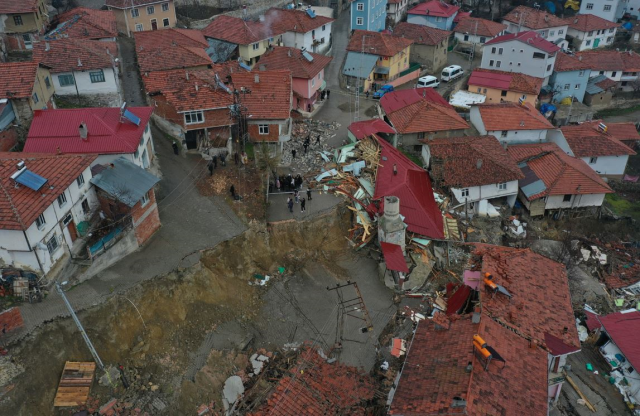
[0,307,24,333]
[248,123,279,142]
[132,189,161,246]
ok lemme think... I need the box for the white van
[417,75,440,88]
[441,65,464,82]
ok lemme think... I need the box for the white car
[416,75,440,88]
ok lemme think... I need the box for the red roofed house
[257,46,332,114]
[379,88,469,149]
[202,15,284,68]
[106,0,177,36]
[230,70,293,152]
[0,0,49,52]
[393,22,450,73]
[32,39,120,104]
[46,7,118,42]
[134,28,212,74]
[468,68,544,104]
[372,135,444,239]
[0,62,55,124]
[143,69,235,152]
[347,118,396,142]
[605,121,640,149]
[264,8,334,54]
[549,52,592,104]
[501,6,569,48]
[407,0,460,31]
[24,107,155,169]
[574,49,640,89]
[555,121,636,178]
[469,102,554,144]
[507,142,613,216]
[453,17,507,55]
[565,14,618,51]
[0,153,98,275]
[480,31,560,85]
[423,135,524,214]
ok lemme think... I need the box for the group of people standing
[287,188,312,214]
[207,151,248,176]
[275,173,303,192]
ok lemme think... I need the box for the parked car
[417,75,440,88]
[441,65,464,82]
[373,85,394,99]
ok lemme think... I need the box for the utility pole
[56,283,105,371]
[469,19,478,70]
[327,281,374,350]
[355,34,372,123]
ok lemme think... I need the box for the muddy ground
[0,205,393,415]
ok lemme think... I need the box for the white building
[453,17,507,54]
[481,31,560,85]
[31,39,120,102]
[0,153,98,275]
[501,6,569,48]
[387,0,410,25]
[565,14,618,51]
[264,7,334,54]
[469,102,554,144]
[24,107,156,169]
[579,0,626,23]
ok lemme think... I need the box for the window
[464,34,469,41]
[491,47,496,54]
[547,64,551,71]
[496,61,502,68]
[357,2,364,11]
[356,17,363,25]
[586,3,593,9]
[477,87,482,93]
[579,70,585,77]
[588,31,594,37]
[540,30,547,38]
[563,194,572,202]
[36,214,46,230]
[22,34,32,49]
[498,183,507,190]
[312,29,315,38]
[564,84,570,90]
[81,199,90,214]
[575,83,581,89]
[89,69,105,83]
[501,90,507,97]
[520,49,524,53]
[32,92,39,103]
[141,191,150,207]
[609,28,615,33]
[501,130,508,138]
[612,71,617,77]
[461,189,469,198]
[163,18,170,27]
[558,29,564,35]
[46,235,59,255]
[77,174,85,187]
[550,31,555,36]
[435,17,443,22]
[131,8,139,18]
[147,5,155,15]
[586,40,591,46]
[13,15,23,25]
[607,36,613,43]
[483,88,487,93]
[533,52,545,59]
[599,70,604,75]
[517,62,521,67]
[259,125,270,134]
[604,5,611,11]
[311,77,315,87]
[489,60,494,67]
[589,157,598,164]
[252,42,260,50]
[322,25,326,31]
[479,36,486,43]
[135,23,143,31]
[498,47,503,55]
[162,2,169,11]
[184,111,204,124]
[44,77,51,88]
[57,193,67,208]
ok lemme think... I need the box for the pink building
[258,46,332,113]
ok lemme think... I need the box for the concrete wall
[469,106,485,134]
[33,67,55,111]
[502,22,568,46]
[481,41,557,85]
[567,27,617,51]
[351,0,387,32]
[545,193,606,209]
[450,181,519,205]
[407,13,456,31]
[582,154,629,177]
[76,229,139,282]
[487,128,548,144]
[588,70,622,82]
[387,0,409,25]
[280,23,332,54]
[53,68,119,96]
[411,42,448,73]
[467,84,536,104]
[549,69,590,103]
[455,32,504,50]
[108,0,177,36]
[579,0,621,22]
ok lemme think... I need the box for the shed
[584,75,616,107]
[90,157,160,207]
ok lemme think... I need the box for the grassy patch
[595,104,640,118]
[401,148,424,167]
[244,143,255,159]
[605,193,640,220]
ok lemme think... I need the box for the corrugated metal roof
[342,52,378,79]
[90,157,159,207]
[585,74,607,94]
[519,163,547,199]
[598,310,640,373]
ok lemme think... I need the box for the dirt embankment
[0,207,350,416]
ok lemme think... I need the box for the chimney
[255,74,260,83]
[287,49,292,57]
[476,159,483,169]
[16,161,25,171]
[56,146,61,155]
[544,15,549,23]
[77,58,83,67]
[45,42,50,52]
[574,18,578,24]
[578,55,582,61]
[393,163,398,175]
[259,15,265,22]
[520,120,525,126]
[384,196,401,221]
[195,83,199,91]
[186,71,189,80]
[79,122,88,140]
[465,362,473,373]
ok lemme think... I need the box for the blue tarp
[623,22,634,30]
[343,52,378,79]
[89,226,123,255]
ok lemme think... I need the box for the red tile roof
[210,60,246,80]
[503,6,567,29]
[566,14,619,32]
[381,89,469,134]
[347,30,413,58]
[106,0,163,7]
[0,62,39,99]
[485,30,560,54]
[560,121,636,157]
[428,135,524,188]
[453,17,506,37]
[372,135,445,239]
[544,332,581,356]
[32,39,117,73]
[606,122,640,142]
[575,50,625,71]
[453,11,472,24]
[348,119,396,140]
[264,8,334,33]
[257,47,332,80]
[475,102,553,131]
[408,0,460,17]
[393,22,451,46]
[134,29,211,73]
[249,345,376,416]
[0,153,96,230]
[595,77,617,90]
[24,107,153,155]
[230,70,292,120]
[469,68,543,95]
[621,50,640,72]
[49,7,117,40]
[143,69,235,117]
[474,244,581,352]
[584,309,602,332]
[553,52,591,72]
[202,15,281,45]
[381,242,409,272]
[597,310,640,372]
[0,0,38,14]
[507,142,613,199]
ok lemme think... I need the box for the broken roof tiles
[347,30,413,58]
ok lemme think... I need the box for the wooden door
[67,220,78,243]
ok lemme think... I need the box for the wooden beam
[565,374,596,412]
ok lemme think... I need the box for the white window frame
[77,174,85,187]
[36,214,46,230]
[184,110,204,125]
[357,2,364,11]
[162,2,169,12]
[579,70,585,77]
[59,74,74,86]
[564,84,570,90]
[47,235,60,255]
[575,84,581,89]
[589,157,598,164]
[501,130,508,138]
[259,125,270,135]
[131,8,139,18]
[498,182,507,190]
[604,5,611,11]
[586,3,593,9]
[135,23,144,31]
[461,188,469,198]
[57,193,67,208]
[141,191,150,207]
[356,17,363,25]
[252,43,260,50]
[147,5,155,15]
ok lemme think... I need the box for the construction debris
[282,120,341,173]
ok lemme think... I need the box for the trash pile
[281,120,341,173]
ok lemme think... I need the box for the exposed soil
[175,5,227,20]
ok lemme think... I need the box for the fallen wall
[0,307,24,333]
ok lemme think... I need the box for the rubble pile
[282,120,341,173]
